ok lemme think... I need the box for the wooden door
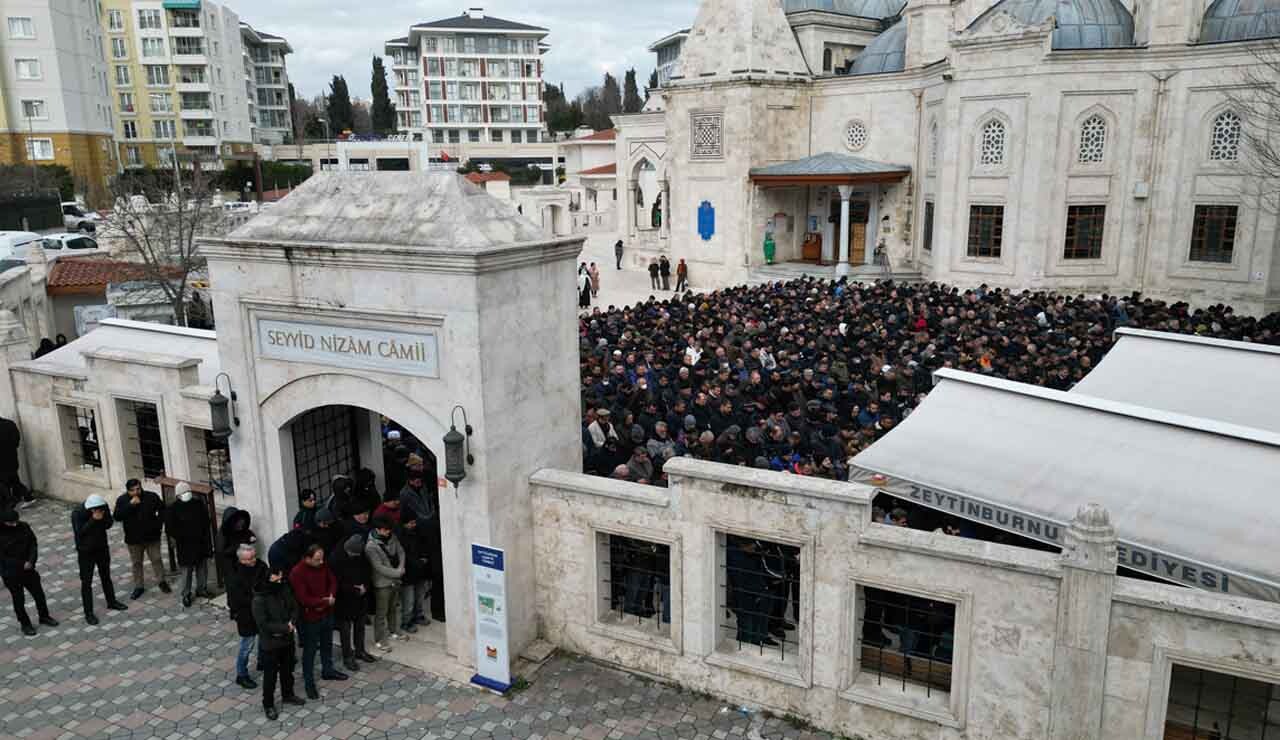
[849,224,866,264]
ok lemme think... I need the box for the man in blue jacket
[71,494,128,624]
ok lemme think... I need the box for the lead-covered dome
[968,0,1135,49]
[1200,0,1280,43]
[782,0,906,19]
[846,18,906,75]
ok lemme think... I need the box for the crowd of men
[579,277,1280,485]
[0,431,444,722]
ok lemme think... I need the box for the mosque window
[1077,115,1107,164]
[716,532,802,665]
[845,120,868,152]
[595,531,673,640]
[691,111,724,160]
[856,585,955,698]
[1189,205,1238,264]
[928,120,938,170]
[1209,111,1242,162]
[58,405,102,473]
[1064,205,1106,260]
[966,205,1004,258]
[922,201,935,253]
[979,119,1006,167]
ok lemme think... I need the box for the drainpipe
[1137,71,1176,293]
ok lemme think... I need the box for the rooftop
[749,151,911,183]
[577,163,617,177]
[781,0,906,19]
[411,11,548,32]
[46,259,180,295]
[465,172,512,184]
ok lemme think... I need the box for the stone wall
[531,457,1280,740]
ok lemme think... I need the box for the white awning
[852,369,1280,602]
[1072,328,1280,433]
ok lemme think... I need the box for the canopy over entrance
[852,368,1280,603]
[1071,328,1280,433]
[749,152,911,186]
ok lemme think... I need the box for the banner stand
[469,543,512,694]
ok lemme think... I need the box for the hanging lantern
[443,405,474,488]
[209,373,239,439]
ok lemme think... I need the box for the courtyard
[0,500,831,740]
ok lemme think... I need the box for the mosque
[619,0,1280,314]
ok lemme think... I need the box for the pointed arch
[973,111,1012,171]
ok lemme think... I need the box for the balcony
[180,108,213,120]
[182,135,218,147]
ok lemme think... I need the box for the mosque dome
[782,0,906,19]
[846,18,906,75]
[1199,0,1280,43]
[968,0,1135,49]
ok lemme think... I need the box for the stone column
[660,179,671,241]
[836,185,853,277]
[627,180,638,242]
[1048,503,1118,740]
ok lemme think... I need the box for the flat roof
[19,319,220,385]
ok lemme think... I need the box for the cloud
[236,0,699,100]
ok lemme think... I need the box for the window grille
[1210,111,1242,162]
[1064,204,1106,260]
[1165,664,1278,740]
[60,406,102,471]
[1078,115,1106,164]
[922,201,935,253]
[979,120,1006,167]
[845,121,868,152]
[193,428,234,497]
[1189,205,1238,264]
[598,533,671,635]
[966,205,1004,258]
[858,586,954,696]
[292,405,360,503]
[718,534,801,660]
[118,400,165,479]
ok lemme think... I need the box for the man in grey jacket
[365,516,405,652]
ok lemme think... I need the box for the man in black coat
[71,494,127,625]
[114,479,170,600]
[331,534,377,672]
[252,559,306,721]
[0,416,31,509]
[0,509,57,636]
[167,484,213,607]
[227,542,266,690]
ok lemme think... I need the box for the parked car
[0,231,43,260]
[41,233,105,257]
[62,202,102,233]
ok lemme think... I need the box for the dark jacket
[267,530,308,577]
[227,559,267,637]
[330,544,371,621]
[251,578,299,651]
[0,417,20,472]
[399,522,430,584]
[71,505,114,554]
[114,490,165,545]
[0,520,37,579]
[218,507,255,566]
[166,497,212,567]
[292,506,317,533]
[307,520,343,559]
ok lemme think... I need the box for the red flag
[440,150,451,162]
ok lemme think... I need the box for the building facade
[240,22,291,145]
[0,0,116,196]
[647,0,1280,315]
[385,7,550,163]
[648,28,688,87]
[100,0,254,169]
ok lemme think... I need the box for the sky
[238,0,701,102]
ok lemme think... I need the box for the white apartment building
[241,22,291,145]
[385,7,550,159]
[101,0,253,169]
[647,28,687,87]
[0,0,116,192]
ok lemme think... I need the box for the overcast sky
[239,0,700,102]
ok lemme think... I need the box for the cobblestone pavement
[1,499,833,740]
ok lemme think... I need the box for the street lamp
[443,405,474,488]
[209,373,239,439]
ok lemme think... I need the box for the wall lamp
[443,404,475,488]
[209,372,239,439]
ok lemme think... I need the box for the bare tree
[105,165,227,327]
[1227,44,1280,213]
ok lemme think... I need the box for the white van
[0,231,44,260]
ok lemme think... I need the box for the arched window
[1209,110,1242,162]
[1078,114,1107,164]
[979,119,1006,167]
[929,119,939,169]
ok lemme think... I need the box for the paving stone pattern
[0,499,834,740]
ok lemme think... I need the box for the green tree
[544,83,583,132]
[601,72,622,117]
[325,75,354,133]
[648,69,658,89]
[370,56,398,136]
[623,69,644,113]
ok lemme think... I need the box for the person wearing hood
[0,509,57,636]
[71,493,127,624]
[351,468,382,523]
[267,529,308,577]
[292,489,318,532]
[167,483,213,607]
[0,415,31,510]
[398,454,444,622]
[326,475,354,522]
[218,506,257,572]
[365,516,405,651]
[306,508,342,557]
[290,543,346,699]
[113,478,170,600]
[331,534,377,671]
[227,543,267,690]
[252,558,305,720]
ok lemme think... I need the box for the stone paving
[0,498,834,740]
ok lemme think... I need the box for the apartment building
[385,7,550,160]
[0,0,116,194]
[101,0,253,169]
[240,21,291,145]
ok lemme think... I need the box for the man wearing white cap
[71,493,128,624]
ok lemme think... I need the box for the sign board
[257,318,439,378]
[470,544,511,693]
